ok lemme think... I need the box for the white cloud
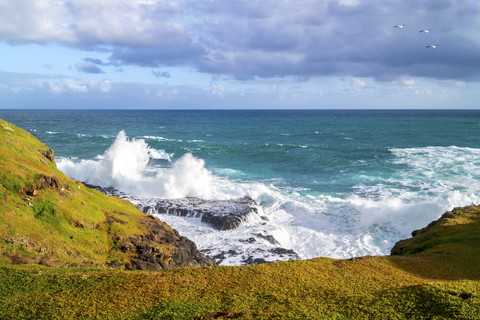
[70,0,186,47]
[1,0,480,84]
[336,0,360,7]
[0,0,76,43]
[210,83,226,96]
[350,78,366,91]
[439,80,467,88]
[48,79,88,94]
[0,0,186,47]
[99,80,112,93]
[398,77,416,88]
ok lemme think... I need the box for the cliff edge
[0,119,215,270]
[391,205,480,256]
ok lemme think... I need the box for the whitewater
[2,109,480,265]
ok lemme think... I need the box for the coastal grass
[0,118,175,267]
[2,118,480,319]
[1,254,479,319]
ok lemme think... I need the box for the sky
[0,0,479,109]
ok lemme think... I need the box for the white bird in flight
[419,29,431,33]
[393,24,406,28]
[426,45,438,48]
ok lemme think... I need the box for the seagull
[426,45,438,48]
[419,29,431,33]
[393,24,406,28]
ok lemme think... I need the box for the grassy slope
[1,119,480,319]
[0,119,178,267]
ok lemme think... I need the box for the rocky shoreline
[83,183,300,265]
[0,119,219,272]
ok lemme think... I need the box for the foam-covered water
[2,109,480,265]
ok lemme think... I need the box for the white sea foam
[57,136,480,265]
[148,149,172,161]
[143,135,182,142]
[58,131,210,198]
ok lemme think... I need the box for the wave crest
[58,131,213,198]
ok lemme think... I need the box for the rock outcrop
[0,119,215,271]
[391,205,480,256]
[140,197,261,230]
[121,216,216,270]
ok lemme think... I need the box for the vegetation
[1,118,480,319]
[0,252,479,319]
[0,119,179,268]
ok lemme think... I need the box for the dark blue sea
[2,109,480,264]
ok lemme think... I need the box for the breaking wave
[57,132,480,264]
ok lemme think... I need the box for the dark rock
[269,247,301,259]
[239,237,256,244]
[23,175,61,197]
[26,189,38,196]
[119,216,216,270]
[142,206,153,214]
[104,214,127,225]
[85,186,260,231]
[43,148,55,163]
[254,233,280,245]
[82,183,122,197]
[243,256,268,265]
[35,175,60,190]
[106,259,123,269]
[212,250,240,264]
[201,212,244,231]
[142,197,259,230]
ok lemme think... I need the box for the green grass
[0,255,479,319]
[0,118,184,268]
[2,118,480,319]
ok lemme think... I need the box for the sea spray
[5,109,475,265]
[55,130,480,264]
[58,131,213,198]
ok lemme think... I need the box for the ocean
[2,109,480,265]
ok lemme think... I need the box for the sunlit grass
[0,119,177,267]
[2,118,480,319]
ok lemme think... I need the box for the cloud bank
[1,0,479,82]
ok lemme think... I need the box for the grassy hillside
[1,119,480,319]
[0,119,212,269]
[1,250,479,319]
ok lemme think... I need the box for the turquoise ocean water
[2,109,480,264]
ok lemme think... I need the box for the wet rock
[243,256,268,265]
[211,250,240,264]
[142,197,259,230]
[239,237,256,244]
[269,247,300,259]
[82,183,124,197]
[254,233,280,245]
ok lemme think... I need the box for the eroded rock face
[24,174,61,196]
[79,184,299,266]
[140,197,260,230]
[119,216,216,270]
[43,148,55,163]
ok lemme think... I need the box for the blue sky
[1,0,479,109]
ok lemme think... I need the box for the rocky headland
[84,184,301,265]
[0,119,215,270]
